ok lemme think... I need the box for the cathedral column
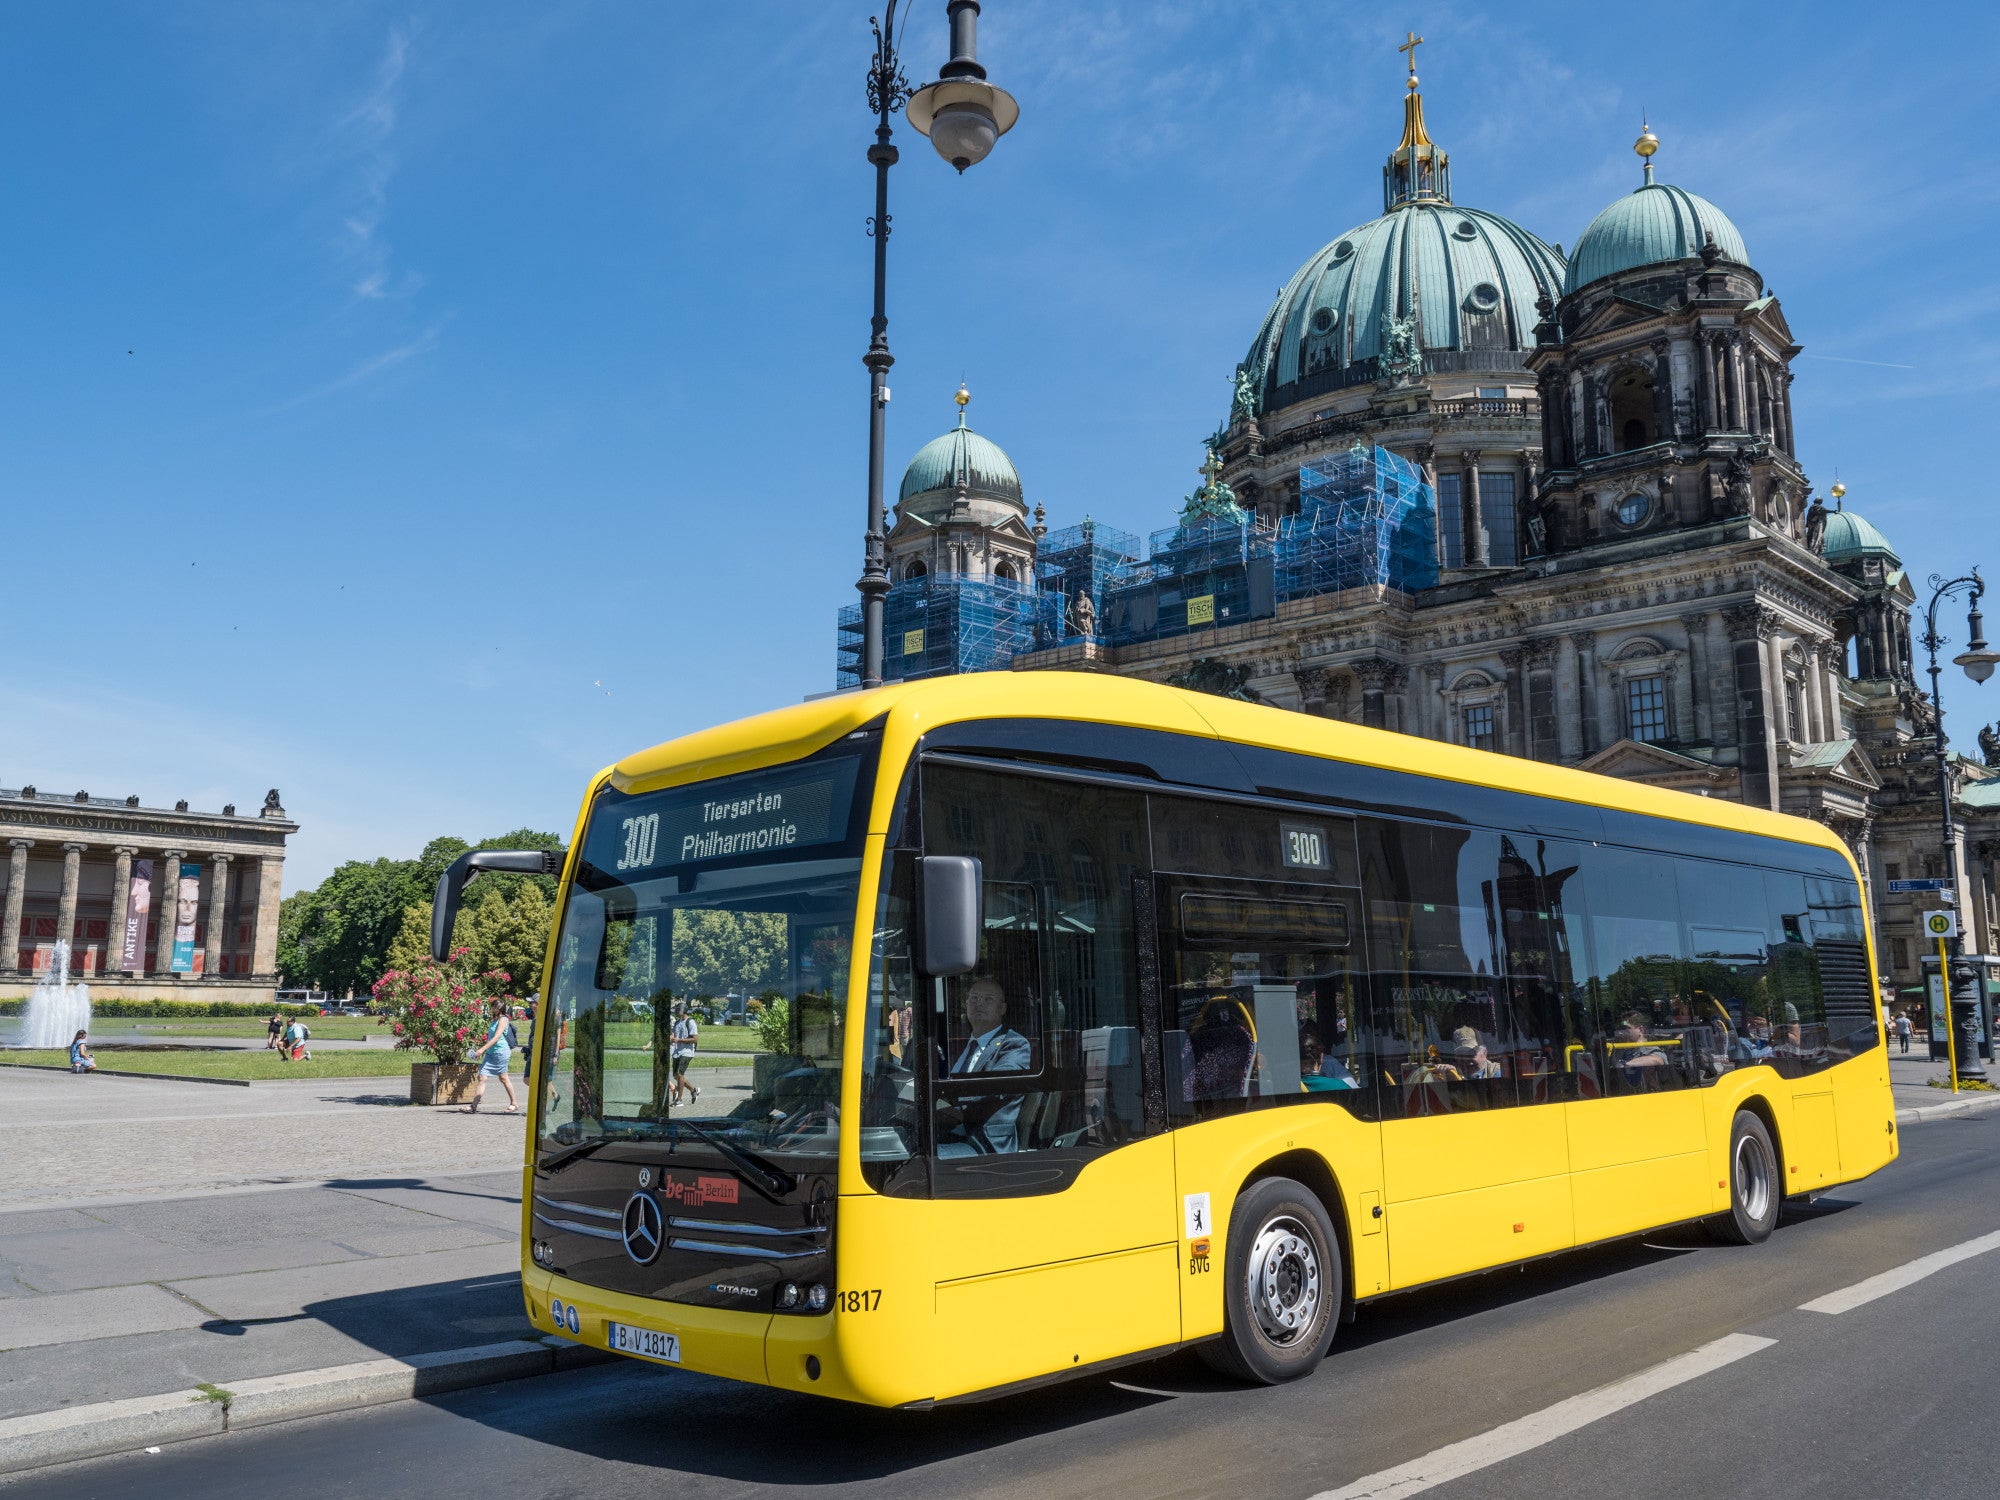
[1780,371,1797,455]
[1292,665,1329,717]
[1355,659,1392,730]
[1725,604,1782,809]
[3,841,31,976]
[107,847,135,976]
[1700,334,1719,433]
[1816,640,1845,739]
[55,843,85,954]
[1572,632,1602,756]
[1650,340,1673,440]
[1729,335,1749,431]
[203,855,233,980]
[1555,636,1583,760]
[1421,663,1447,741]
[1764,629,1791,742]
[153,850,186,974]
[1680,612,1713,742]
[1462,453,1487,567]
[1500,648,1529,757]
[1526,641,1557,760]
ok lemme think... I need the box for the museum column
[203,854,233,980]
[2,841,30,976]
[251,855,285,979]
[107,846,135,976]
[154,848,186,974]
[55,843,85,953]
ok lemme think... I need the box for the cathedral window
[1890,937,1910,974]
[1611,367,1657,450]
[1614,493,1649,528]
[1483,472,1519,566]
[1626,674,1668,743]
[1462,702,1495,751]
[1784,680,1803,741]
[906,559,928,579]
[1436,473,1464,568]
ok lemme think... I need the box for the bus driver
[937,975,1031,1156]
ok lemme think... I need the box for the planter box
[410,1062,481,1106]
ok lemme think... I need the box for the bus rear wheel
[1707,1110,1780,1245]
[1198,1176,1340,1384]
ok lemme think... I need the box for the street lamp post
[855,2,1018,689]
[1918,569,2000,1082]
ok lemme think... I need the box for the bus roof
[603,672,1850,862]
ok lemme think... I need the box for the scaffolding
[835,574,1049,688]
[1102,514,1276,646]
[1033,521,1141,647]
[1276,444,1438,599]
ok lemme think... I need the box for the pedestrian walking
[69,1029,96,1073]
[461,1000,518,1114]
[670,1001,700,1105]
[265,1011,284,1050]
[1896,1011,1912,1053]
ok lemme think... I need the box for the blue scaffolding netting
[831,446,1436,684]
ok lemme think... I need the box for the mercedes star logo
[622,1191,663,1265]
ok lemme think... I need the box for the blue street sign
[1887,878,1953,893]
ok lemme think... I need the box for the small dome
[897,413,1023,515]
[1241,202,1565,411]
[1565,181,1749,295]
[1820,506,1900,567]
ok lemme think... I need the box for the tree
[670,910,785,999]
[459,882,555,995]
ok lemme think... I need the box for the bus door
[1358,822,1577,1288]
[915,761,1179,1394]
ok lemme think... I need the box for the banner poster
[171,861,201,974]
[120,858,154,973]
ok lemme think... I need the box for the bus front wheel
[1198,1176,1341,1384]
[1707,1110,1780,1245]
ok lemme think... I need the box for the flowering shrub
[371,946,523,1065]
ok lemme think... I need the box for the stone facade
[0,786,297,1004]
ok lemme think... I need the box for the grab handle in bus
[919,855,983,977]
[432,848,566,961]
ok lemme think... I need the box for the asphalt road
[13,1110,2000,1500]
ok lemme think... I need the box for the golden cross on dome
[1398,30,1424,87]
[1200,448,1224,484]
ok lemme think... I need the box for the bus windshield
[538,751,868,1164]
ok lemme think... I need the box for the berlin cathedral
[846,39,2000,1011]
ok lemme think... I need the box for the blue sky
[6,1,1996,890]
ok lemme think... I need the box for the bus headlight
[805,1284,830,1313]
[777,1282,801,1309]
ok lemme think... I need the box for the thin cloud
[260,324,443,414]
[338,27,417,301]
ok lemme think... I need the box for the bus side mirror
[919,855,982,977]
[432,848,567,961]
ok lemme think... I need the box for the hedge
[0,998,322,1018]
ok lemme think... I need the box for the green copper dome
[1820,505,1900,567]
[1241,202,1565,411]
[1565,181,1749,295]
[897,409,1023,514]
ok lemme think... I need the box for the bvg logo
[661,1174,739,1207]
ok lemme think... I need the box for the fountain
[23,939,91,1050]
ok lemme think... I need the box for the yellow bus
[434,672,1894,1404]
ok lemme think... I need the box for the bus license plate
[607,1321,681,1364]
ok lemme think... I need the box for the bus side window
[918,763,1150,1195]
[1569,844,1695,1095]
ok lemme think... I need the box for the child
[69,1030,96,1073]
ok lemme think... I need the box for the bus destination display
[592,757,859,874]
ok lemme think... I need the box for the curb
[1897,1091,2000,1125]
[0,1335,614,1477]
[0,1061,251,1087]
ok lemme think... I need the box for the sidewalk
[1888,1050,2000,1121]
[0,1069,543,1428]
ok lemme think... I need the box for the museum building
[0,784,297,1004]
[832,46,2000,1003]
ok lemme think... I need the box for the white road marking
[1309,1333,1776,1500]
[1798,1228,2000,1315]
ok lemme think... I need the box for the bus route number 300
[616,813,661,871]
[1280,821,1330,871]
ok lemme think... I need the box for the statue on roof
[1980,723,2000,768]
[1379,310,1423,385]
[1231,363,1261,418]
[1167,656,1261,703]
[1179,445,1248,527]
[1804,492,1828,555]
[1068,591,1097,639]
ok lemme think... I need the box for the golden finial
[1830,480,1847,503]
[1399,30,1424,89]
[955,382,970,409]
[1635,115,1659,185]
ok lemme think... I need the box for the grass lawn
[81,1017,384,1042]
[603,1021,764,1052]
[1,1048,429,1081]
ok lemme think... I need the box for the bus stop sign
[1925,910,1959,939]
